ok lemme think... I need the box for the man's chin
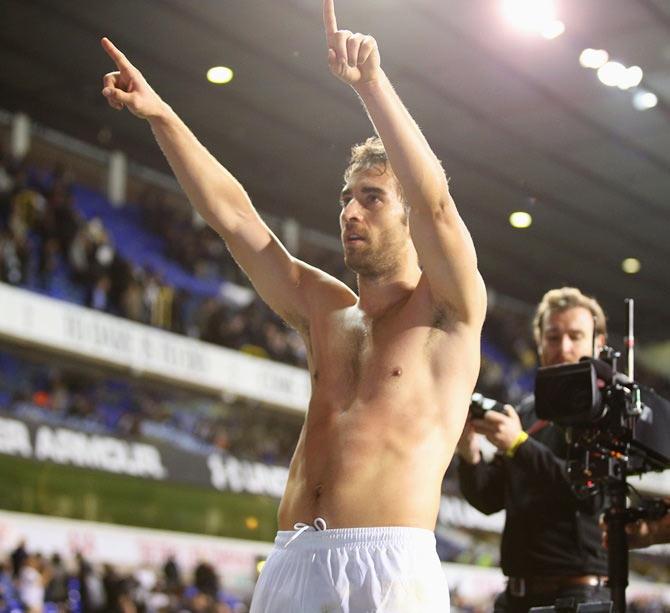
[343,256,363,274]
[344,256,372,276]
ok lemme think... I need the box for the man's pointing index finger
[101,37,132,71]
[323,0,338,36]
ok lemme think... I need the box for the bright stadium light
[541,19,565,39]
[617,66,643,90]
[502,0,559,36]
[579,48,609,69]
[509,211,533,228]
[621,258,641,274]
[597,61,626,87]
[207,66,234,84]
[632,90,658,111]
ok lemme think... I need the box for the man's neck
[356,265,421,318]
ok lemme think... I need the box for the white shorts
[249,526,450,613]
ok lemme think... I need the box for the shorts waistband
[274,526,436,550]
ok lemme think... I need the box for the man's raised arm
[323,1,486,325]
[100,37,349,329]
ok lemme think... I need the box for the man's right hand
[456,421,481,465]
[100,37,167,120]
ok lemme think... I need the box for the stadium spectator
[163,554,182,594]
[44,553,69,605]
[10,539,27,578]
[17,554,45,612]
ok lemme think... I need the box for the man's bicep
[224,228,311,327]
[410,201,486,325]
[224,223,353,329]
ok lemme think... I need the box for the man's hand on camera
[601,499,670,549]
[456,421,481,465]
[471,405,522,454]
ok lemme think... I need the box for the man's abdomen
[278,398,453,530]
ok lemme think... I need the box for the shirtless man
[101,1,486,610]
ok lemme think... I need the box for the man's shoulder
[297,263,358,316]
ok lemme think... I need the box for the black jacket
[458,397,608,577]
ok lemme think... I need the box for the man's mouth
[344,233,366,244]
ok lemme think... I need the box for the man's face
[538,306,603,367]
[339,168,409,278]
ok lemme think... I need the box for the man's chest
[307,307,445,390]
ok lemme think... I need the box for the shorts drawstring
[283,517,328,548]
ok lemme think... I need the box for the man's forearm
[148,105,259,239]
[458,458,505,514]
[354,73,449,210]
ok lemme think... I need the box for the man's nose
[559,336,573,358]
[341,199,362,221]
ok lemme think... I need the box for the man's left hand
[323,0,381,87]
[471,405,522,453]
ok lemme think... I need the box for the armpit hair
[431,301,459,332]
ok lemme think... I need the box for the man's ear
[594,333,606,356]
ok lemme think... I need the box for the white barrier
[0,282,310,413]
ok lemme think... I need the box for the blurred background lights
[245,516,259,530]
[579,48,609,69]
[632,90,658,111]
[509,211,532,228]
[540,20,565,40]
[502,0,563,38]
[597,61,626,87]
[618,66,643,90]
[621,258,641,274]
[207,66,234,84]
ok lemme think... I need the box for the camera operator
[457,287,610,612]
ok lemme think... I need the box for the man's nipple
[391,367,402,377]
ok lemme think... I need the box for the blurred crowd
[1,541,245,613]
[2,542,667,613]
[0,348,302,466]
[0,150,307,368]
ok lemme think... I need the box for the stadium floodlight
[617,66,643,90]
[632,90,658,111]
[207,66,234,84]
[502,0,559,36]
[541,20,565,39]
[579,48,609,70]
[597,61,626,87]
[621,258,641,274]
[509,211,532,229]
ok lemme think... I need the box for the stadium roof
[2,0,670,344]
